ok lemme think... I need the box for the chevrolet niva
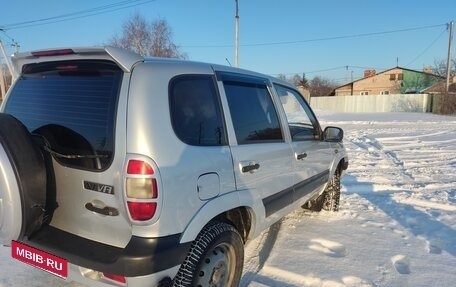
[0,47,348,287]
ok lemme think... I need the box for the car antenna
[225,58,232,67]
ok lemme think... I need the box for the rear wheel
[173,222,244,287]
[0,114,47,245]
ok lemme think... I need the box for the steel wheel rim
[195,243,237,287]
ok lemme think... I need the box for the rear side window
[4,60,122,170]
[169,75,227,146]
[223,81,283,144]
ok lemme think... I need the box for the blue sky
[1,0,454,83]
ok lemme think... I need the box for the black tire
[302,193,324,212]
[0,114,47,245]
[302,170,341,212]
[173,222,244,287]
[322,171,341,212]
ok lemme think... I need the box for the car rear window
[4,60,123,170]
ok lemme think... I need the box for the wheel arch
[338,156,349,174]
[211,206,252,243]
[179,191,256,244]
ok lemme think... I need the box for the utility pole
[0,58,5,99]
[12,41,20,54]
[234,0,239,67]
[445,21,454,92]
[0,39,14,78]
[0,39,9,98]
[345,65,348,83]
[350,71,354,95]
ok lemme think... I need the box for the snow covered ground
[1,112,455,287]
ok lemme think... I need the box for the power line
[405,27,447,67]
[0,29,14,42]
[183,23,447,48]
[0,29,19,48]
[2,0,139,28]
[0,0,156,30]
[273,65,390,77]
[304,66,346,75]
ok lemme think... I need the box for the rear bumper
[24,225,191,277]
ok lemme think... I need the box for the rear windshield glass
[4,60,123,170]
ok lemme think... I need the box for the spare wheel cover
[0,114,47,245]
[0,143,22,245]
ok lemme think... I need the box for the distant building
[331,67,443,96]
[422,75,456,94]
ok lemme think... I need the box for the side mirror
[324,126,344,142]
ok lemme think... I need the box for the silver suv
[0,47,348,287]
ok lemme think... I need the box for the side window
[224,81,283,144]
[170,75,227,146]
[275,84,318,141]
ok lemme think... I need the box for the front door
[218,73,295,229]
[274,84,333,204]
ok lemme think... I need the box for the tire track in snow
[343,122,456,265]
[347,133,415,185]
[346,126,456,191]
[379,129,456,187]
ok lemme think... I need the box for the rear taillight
[103,272,126,284]
[127,159,154,175]
[125,159,159,221]
[127,202,157,221]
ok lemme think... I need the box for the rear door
[273,84,334,203]
[217,72,295,227]
[4,58,132,247]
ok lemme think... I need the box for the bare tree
[149,19,185,58]
[277,74,287,81]
[433,58,456,77]
[291,73,309,88]
[277,73,333,97]
[276,73,309,88]
[110,13,186,58]
[429,58,456,114]
[0,63,12,99]
[309,76,337,97]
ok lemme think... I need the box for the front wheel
[173,222,244,287]
[303,170,341,212]
[322,171,341,211]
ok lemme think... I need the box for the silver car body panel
[0,144,22,244]
[126,60,236,238]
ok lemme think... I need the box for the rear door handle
[296,152,307,160]
[85,203,119,216]
[241,162,260,173]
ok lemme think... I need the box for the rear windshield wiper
[43,145,108,159]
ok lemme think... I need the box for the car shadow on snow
[242,273,300,287]
[343,174,456,257]
[240,220,282,286]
